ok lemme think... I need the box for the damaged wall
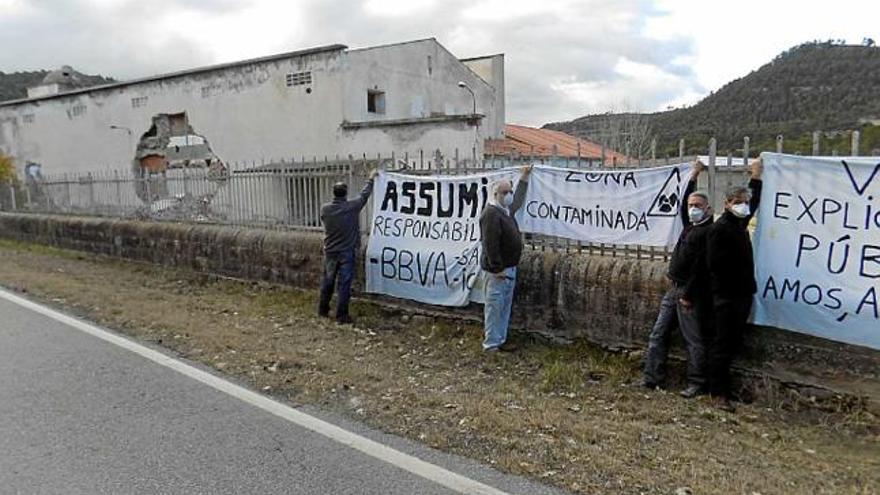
[1,212,877,405]
[0,39,503,178]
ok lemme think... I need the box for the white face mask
[731,203,750,218]
[688,207,705,223]
[501,191,514,207]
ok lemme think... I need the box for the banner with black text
[366,169,519,306]
[515,163,694,247]
[752,153,880,350]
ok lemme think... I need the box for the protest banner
[752,153,880,350]
[365,169,519,306]
[515,163,694,247]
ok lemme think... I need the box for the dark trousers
[318,250,355,321]
[644,286,709,387]
[707,296,753,398]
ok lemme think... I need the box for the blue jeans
[318,250,355,321]
[483,267,516,350]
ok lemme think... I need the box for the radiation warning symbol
[646,167,684,217]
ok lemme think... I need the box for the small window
[201,84,222,98]
[22,114,35,124]
[131,96,148,108]
[71,105,87,118]
[286,71,312,87]
[367,90,385,114]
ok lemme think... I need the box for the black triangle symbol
[647,167,683,217]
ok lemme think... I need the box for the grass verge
[0,239,877,494]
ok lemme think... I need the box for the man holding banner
[641,160,712,397]
[706,158,763,411]
[479,166,531,353]
[318,170,378,324]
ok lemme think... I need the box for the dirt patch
[0,239,878,495]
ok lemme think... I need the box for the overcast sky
[2,0,878,126]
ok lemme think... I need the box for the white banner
[366,169,519,306]
[752,153,880,350]
[516,163,693,248]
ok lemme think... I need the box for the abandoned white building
[0,38,505,178]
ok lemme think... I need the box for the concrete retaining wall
[1,213,877,402]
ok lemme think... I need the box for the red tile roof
[485,124,628,163]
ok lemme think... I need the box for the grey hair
[689,190,710,203]
[725,185,750,202]
[491,179,513,196]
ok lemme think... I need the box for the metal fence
[0,131,869,260]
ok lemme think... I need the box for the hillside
[545,42,880,156]
[0,70,115,102]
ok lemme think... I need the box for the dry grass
[0,239,878,495]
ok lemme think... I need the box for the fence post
[743,136,750,166]
[776,135,784,153]
[600,141,606,168]
[708,138,717,209]
[812,131,821,156]
[145,172,152,205]
[114,170,121,212]
[8,181,15,211]
[852,130,861,156]
[678,139,685,162]
[64,172,71,210]
[88,172,96,212]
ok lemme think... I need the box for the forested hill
[0,70,115,102]
[545,42,880,156]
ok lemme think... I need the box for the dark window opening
[286,71,312,87]
[367,90,385,114]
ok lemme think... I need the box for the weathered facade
[0,39,504,177]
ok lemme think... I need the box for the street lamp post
[457,81,478,162]
[109,125,133,154]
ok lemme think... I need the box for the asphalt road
[0,290,569,495]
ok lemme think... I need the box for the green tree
[0,154,16,183]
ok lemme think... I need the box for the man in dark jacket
[706,158,763,411]
[318,169,378,324]
[642,160,712,397]
[479,165,531,352]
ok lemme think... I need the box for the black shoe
[714,396,736,412]
[498,341,518,353]
[318,310,330,318]
[638,377,660,390]
[336,315,354,325]
[679,385,706,399]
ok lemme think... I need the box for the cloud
[0,0,698,125]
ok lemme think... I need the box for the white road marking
[0,288,510,495]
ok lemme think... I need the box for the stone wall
[1,212,877,403]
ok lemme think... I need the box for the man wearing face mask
[705,157,764,411]
[642,159,712,397]
[479,165,532,353]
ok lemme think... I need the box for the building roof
[485,124,629,162]
[0,44,347,108]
